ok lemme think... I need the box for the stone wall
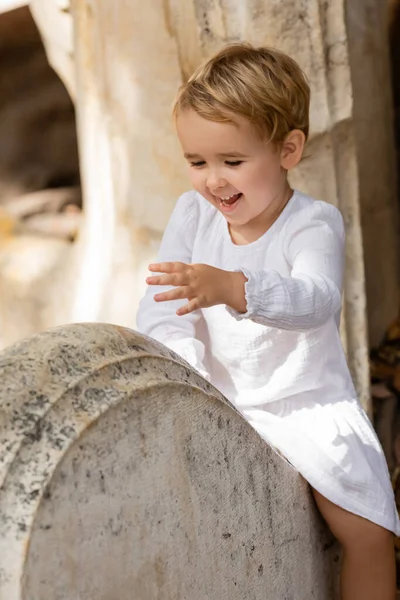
[346,0,399,350]
[0,324,340,599]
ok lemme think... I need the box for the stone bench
[0,323,339,599]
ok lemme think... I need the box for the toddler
[137,43,399,599]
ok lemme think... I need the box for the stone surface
[345,0,399,350]
[0,323,340,599]
[30,0,75,99]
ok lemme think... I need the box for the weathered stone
[0,323,340,599]
[30,0,75,99]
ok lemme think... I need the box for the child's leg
[312,489,396,599]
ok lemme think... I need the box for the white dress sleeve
[136,191,209,379]
[227,201,345,331]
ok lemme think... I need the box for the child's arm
[227,201,345,331]
[145,201,344,333]
[136,192,209,379]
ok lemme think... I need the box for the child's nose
[206,170,226,191]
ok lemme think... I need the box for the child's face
[176,109,294,229]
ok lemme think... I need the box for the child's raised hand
[146,262,247,316]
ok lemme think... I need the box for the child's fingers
[154,286,189,303]
[146,273,185,286]
[176,298,201,316]
[147,275,167,286]
[148,262,187,273]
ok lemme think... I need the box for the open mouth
[217,192,242,212]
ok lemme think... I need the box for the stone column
[0,324,340,599]
[345,0,399,350]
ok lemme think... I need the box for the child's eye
[225,160,243,167]
[190,161,206,167]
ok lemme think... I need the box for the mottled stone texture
[0,324,339,599]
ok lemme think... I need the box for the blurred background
[1,0,400,570]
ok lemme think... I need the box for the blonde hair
[173,43,310,143]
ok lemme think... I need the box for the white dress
[137,189,400,535]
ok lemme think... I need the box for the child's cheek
[190,171,205,192]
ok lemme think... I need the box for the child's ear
[280,130,306,170]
